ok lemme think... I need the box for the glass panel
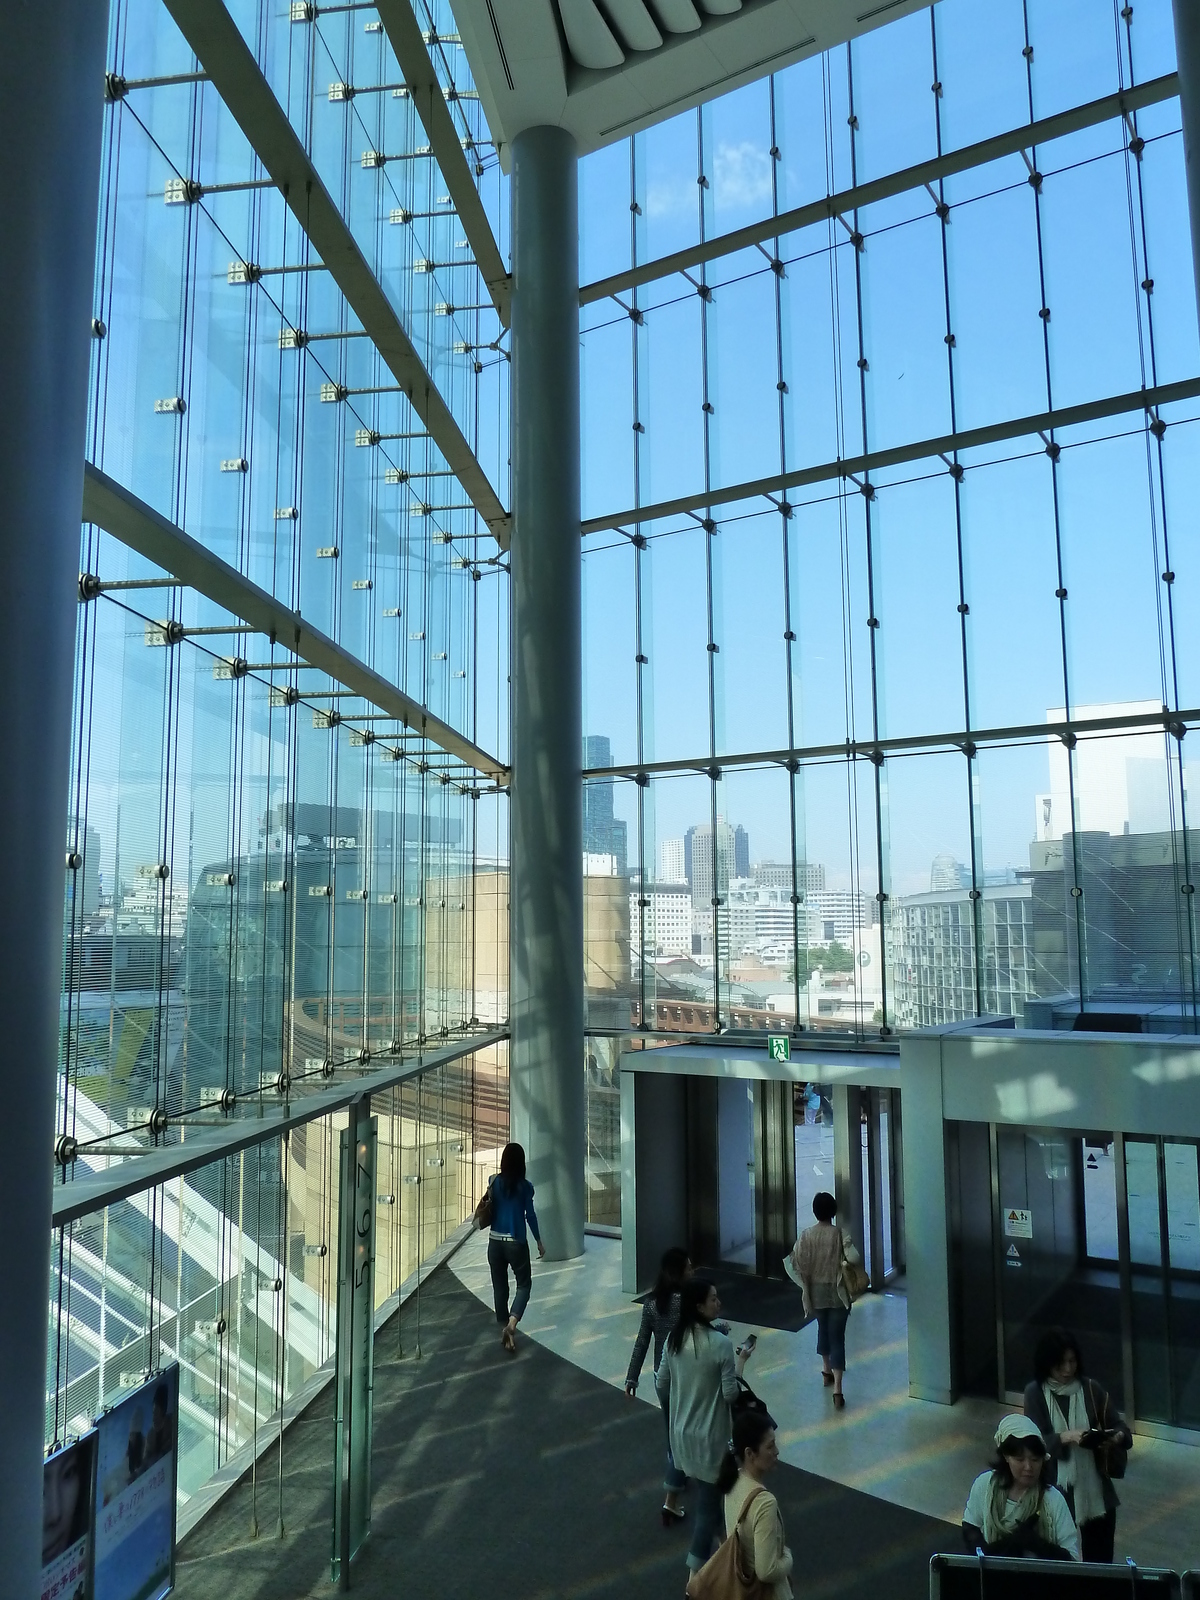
[1083,1140,1118,1262]
[1125,1137,1171,1423]
[1164,1141,1200,1426]
[794,1082,834,1241]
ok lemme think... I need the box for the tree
[793,941,856,982]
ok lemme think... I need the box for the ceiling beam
[583,707,1200,782]
[373,0,511,324]
[161,0,510,547]
[83,463,510,785]
[582,374,1200,536]
[580,73,1179,306]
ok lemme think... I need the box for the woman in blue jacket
[487,1142,545,1352]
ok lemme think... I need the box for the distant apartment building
[753,860,826,895]
[808,889,870,944]
[629,879,693,958]
[659,838,685,880]
[726,880,796,960]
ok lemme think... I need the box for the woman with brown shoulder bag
[790,1191,865,1409]
[686,1410,792,1600]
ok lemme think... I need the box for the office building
[582,735,628,876]
[628,878,692,959]
[7,0,1200,1590]
[808,889,872,945]
[685,818,744,905]
[754,859,826,895]
[888,883,1035,1029]
[659,837,685,881]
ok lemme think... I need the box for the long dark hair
[499,1142,526,1195]
[717,1410,774,1495]
[668,1276,716,1356]
[1033,1326,1085,1384]
[653,1247,690,1314]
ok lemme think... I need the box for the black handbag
[1091,1380,1129,1480]
[473,1177,494,1231]
[731,1376,774,1429]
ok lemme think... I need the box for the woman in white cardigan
[657,1277,752,1579]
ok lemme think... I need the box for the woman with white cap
[962,1414,1080,1561]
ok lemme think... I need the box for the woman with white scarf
[1023,1326,1132,1563]
[962,1414,1080,1561]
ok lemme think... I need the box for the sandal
[501,1327,516,1353]
[661,1505,686,1527]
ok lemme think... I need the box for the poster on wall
[42,1432,98,1600]
[93,1366,179,1600]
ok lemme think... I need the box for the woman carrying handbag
[657,1278,754,1583]
[1023,1326,1131,1562]
[789,1191,865,1409]
[686,1411,793,1600]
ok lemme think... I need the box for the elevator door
[1124,1137,1200,1428]
[717,1079,756,1267]
[995,1126,1123,1404]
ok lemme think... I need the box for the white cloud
[645,179,693,219]
[713,140,773,212]
[642,141,774,219]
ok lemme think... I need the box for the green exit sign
[767,1034,790,1062]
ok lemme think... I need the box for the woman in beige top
[791,1190,860,1409]
[715,1411,793,1600]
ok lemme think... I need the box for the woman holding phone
[657,1277,754,1581]
[1023,1326,1132,1562]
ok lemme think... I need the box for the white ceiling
[450,0,934,164]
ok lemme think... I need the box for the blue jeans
[488,1236,532,1323]
[658,1391,687,1494]
[815,1304,849,1370]
[686,1478,722,1571]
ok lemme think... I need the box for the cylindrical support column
[1174,0,1200,331]
[509,125,585,1262]
[0,1,109,1585]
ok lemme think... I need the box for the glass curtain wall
[581,0,1200,1067]
[47,1045,508,1509]
[51,0,510,1495]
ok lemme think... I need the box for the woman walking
[713,1411,794,1599]
[657,1277,752,1581]
[625,1246,691,1525]
[1023,1326,1131,1562]
[962,1414,1080,1560]
[485,1142,545,1352]
[792,1191,861,1408]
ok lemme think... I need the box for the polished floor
[451,1230,1200,1574]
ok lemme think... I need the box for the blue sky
[573,0,1200,893]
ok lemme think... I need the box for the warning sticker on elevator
[1006,1244,1021,1265]
[1004,1208,1033,1239]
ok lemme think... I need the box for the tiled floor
[452,1230,1200,1574]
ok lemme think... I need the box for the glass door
[1124,1137,1200,1427]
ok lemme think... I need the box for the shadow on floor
[175,1266,957,1600]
